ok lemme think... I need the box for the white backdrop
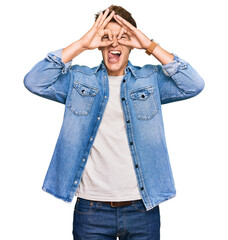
[1,0,228,239]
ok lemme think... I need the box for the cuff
[162,53,188,76]
[46,48,72,74]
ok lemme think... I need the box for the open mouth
[108,50,122,63]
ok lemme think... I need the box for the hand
[113,15,151,50]
[79,8,115,50]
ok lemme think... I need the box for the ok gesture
[113,14,151,50]
[80,8,115,50]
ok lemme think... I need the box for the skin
[62,8,174,76]
[61,8,115,63]
[98,22,133,76]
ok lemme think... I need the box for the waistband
[77,197,141,207]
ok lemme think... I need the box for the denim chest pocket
[67,81,99,116]
[130,86,158,120]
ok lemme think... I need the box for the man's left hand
[113,14,151,50]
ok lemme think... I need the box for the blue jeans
[72,197,160,239]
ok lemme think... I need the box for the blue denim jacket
[24,48,205,211]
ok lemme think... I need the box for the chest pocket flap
[130,85,158,120]
[130,86,154,101]
[67,81,99,116]
[73,82,98,96]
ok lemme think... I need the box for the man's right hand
[62,8,115,63]
[80,8,115,50]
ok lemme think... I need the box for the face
[98,22,133,76]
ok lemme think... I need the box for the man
[24,5,205,240]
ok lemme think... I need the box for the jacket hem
[146,192,176,211]
[42,186,72,203]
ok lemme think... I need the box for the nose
[111,36,119,47]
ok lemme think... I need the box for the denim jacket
[24,48,205,211]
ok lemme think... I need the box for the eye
[102,35,108,40]
[121,34,129,39]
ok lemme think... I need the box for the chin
[107,64,120,71]
[107,65,122,75]
[105,59,127,75]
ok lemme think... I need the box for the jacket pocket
[67,81,99,116]
[130,85,158,120]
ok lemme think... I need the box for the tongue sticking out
[108,52,120,63]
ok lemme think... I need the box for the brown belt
[89,199,140,207]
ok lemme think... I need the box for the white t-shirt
[75,75,142,201]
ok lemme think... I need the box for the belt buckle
[111,201,120,207]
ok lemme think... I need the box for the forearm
[151,45,174,65]
[157,53,205,104]
[62,39,87,63]
[23,54,71,104]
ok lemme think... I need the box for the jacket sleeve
[23,48,72,104]
[157,53,205,104]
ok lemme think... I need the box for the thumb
[100,40,114,47]
[117,39,131,47]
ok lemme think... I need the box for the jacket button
[75,181,77,184]
[123,79,126,83]
[127,120,130,123]
[140,187,144,190]
[135,164,138,168]
[122,97,125,101]
[130,142,133,145]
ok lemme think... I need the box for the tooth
[110,51,121,54]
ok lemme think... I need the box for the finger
[113,15,129,32]
[114,19,134,40]
[115,21,132,38]
[114,15,135,35]
[98,8,110,28]
[117,27,127,40]
[100,40,114,47]
[104,29,113,41]
[117,38,132,47]
[94,11,104,28]
[115,14,135,31]
[100,10,115,29]
[114,16,131,34]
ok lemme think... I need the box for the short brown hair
[95,5,137,28]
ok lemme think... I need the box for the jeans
[72,197,160,240]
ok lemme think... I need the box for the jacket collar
[95,60,137,78]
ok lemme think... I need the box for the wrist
[78,38,89,51]
[144,38,152,50]
[145,39,159,55]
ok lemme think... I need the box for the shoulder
[129,63,160,78]
[70,64,99,76]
